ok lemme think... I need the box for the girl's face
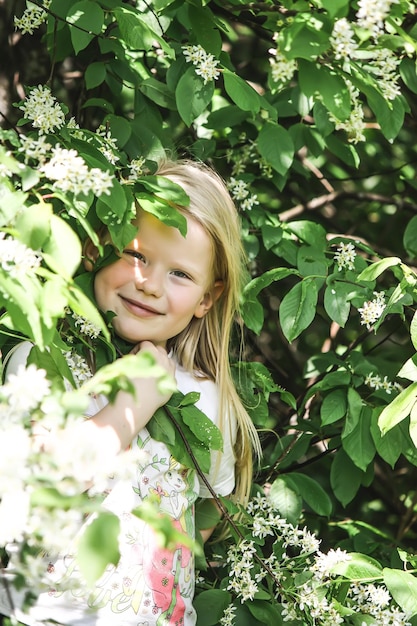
[92,210,220,346]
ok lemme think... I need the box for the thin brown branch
[279,190,417,222]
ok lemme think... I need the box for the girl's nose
[134,266,163,297]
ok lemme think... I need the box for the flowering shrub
[2,0,417,624]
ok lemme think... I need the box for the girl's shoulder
[2,341,33,381]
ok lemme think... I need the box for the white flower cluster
[334,241,357,271]
[330,18,358,61]
[227,177,259,211]
[0,233,41,278]
[14,0,51,35]
[182,44,220,84]
[368,48,401,101]
[330,80,366,144]
[40,145,113,197]
[19,85,65,135]
[19,134,52,164]
[128,156,146,180]
[226,140,273,181]
[219,604,236,626]
[365,372,403,394]
[226,495,411,625]
[358,291,386,330]
[96,124,120,166]
[269,50,297,84]
[72,312,101,339]
[357,0,399,37]
[64,350,93,387]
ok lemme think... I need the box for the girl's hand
[85,341,176,455]
[129,340,176,410]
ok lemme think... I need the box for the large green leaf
[331,553,383,580]
[257,122,294,176]
[176,68,215,126]
[279,277,318,342]
[331,449,364,506]
[342,406,376,471]
[282,472,333,517]
[67,1,104,54]
[383,568,417,616]
[378,382,417,434]
[321,388,347,426]
[194,590,232,626]
[77,512,120,586]
[269,477,302,525]
[223,69,261,113]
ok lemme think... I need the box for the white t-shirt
[0,343,237,626]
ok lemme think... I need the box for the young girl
[0,159,260,626]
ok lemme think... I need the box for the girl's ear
[194,280,224,318]
[83,238,100,272]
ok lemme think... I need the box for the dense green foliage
[3,0,417,624]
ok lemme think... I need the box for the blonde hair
[155,159,261,505]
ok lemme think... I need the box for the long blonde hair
[155,159,261,504]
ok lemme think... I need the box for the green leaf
[403,215,417,258]
[136,195,187,237]
[383,568,417,616]
[14,202,52,251]
[400,57,417,94]
[257,122,294,176]
[279,278,318,342]
[243,267,298,298]
[321,0,349,18]
[297,245,328,277]
[247,599,282,623]
[287,220,327,248]
[187,4,222,56]
[378,382,417,434]
[194,590,232,626]
[321,388,347,425]
[42,214,82,278]
[411,311,417,352]
[181,405,223,451]
[139,175,190,207]
[331,552,383,580]
[331,448,364,506]
[269,477,302,525]
[357,257,401,281]
[283,472,333,517]
[240,297,265,334]
[114,7,172,56]
[67,1,104,54]
[77,512,120,585]
[324,281,353,327]
[140,77,176,110]
[176,67,214,126]
[299,61,351,120]
[85,62,106,89]
[223,69,261,113]
[342,406,376,471]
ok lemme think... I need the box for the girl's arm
[82,341,175,455]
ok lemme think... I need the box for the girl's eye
[122,250,146,265]
[171,269,191,280]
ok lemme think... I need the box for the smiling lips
[120,295,164,317]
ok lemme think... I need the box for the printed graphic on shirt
[39,431,199,626]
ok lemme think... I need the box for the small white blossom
[356,0,399,37]
[0,490,31,544]
[0,233,42,277]
[358,291,386,330]
[0,426,32,493]
[19,85,65,134]
[72,312,101,339]
[64,350,93,387]
[1,363,51,417]
[182,45,220,84]
[219,604,236,626]
[128,157,146,180]
[40,145,113,197]
[334,241,357,271]
[365,372,403,394]
[19,134,52,164]
[269,45,297,84]
[14,0,51,34]
[330,18,358,61]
